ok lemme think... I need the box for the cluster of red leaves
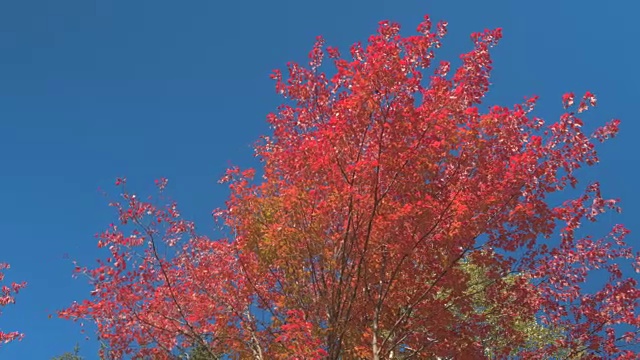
[0,263,26,346]
[275,310,328,359]
[60,15,638,359]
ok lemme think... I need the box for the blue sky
[0,0,638,358]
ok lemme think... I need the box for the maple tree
[59,14,640,359]
[0,262,25,346]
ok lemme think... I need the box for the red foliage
[0,262,26,346]
[60,15,638,359]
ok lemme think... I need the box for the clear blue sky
[0,1,638,358]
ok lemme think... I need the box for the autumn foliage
[0,263,25,346]
[59,15,639,359]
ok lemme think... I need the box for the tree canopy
[57,14,639,359]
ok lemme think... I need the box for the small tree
[51,344,83,360]
[60,14,639,359]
